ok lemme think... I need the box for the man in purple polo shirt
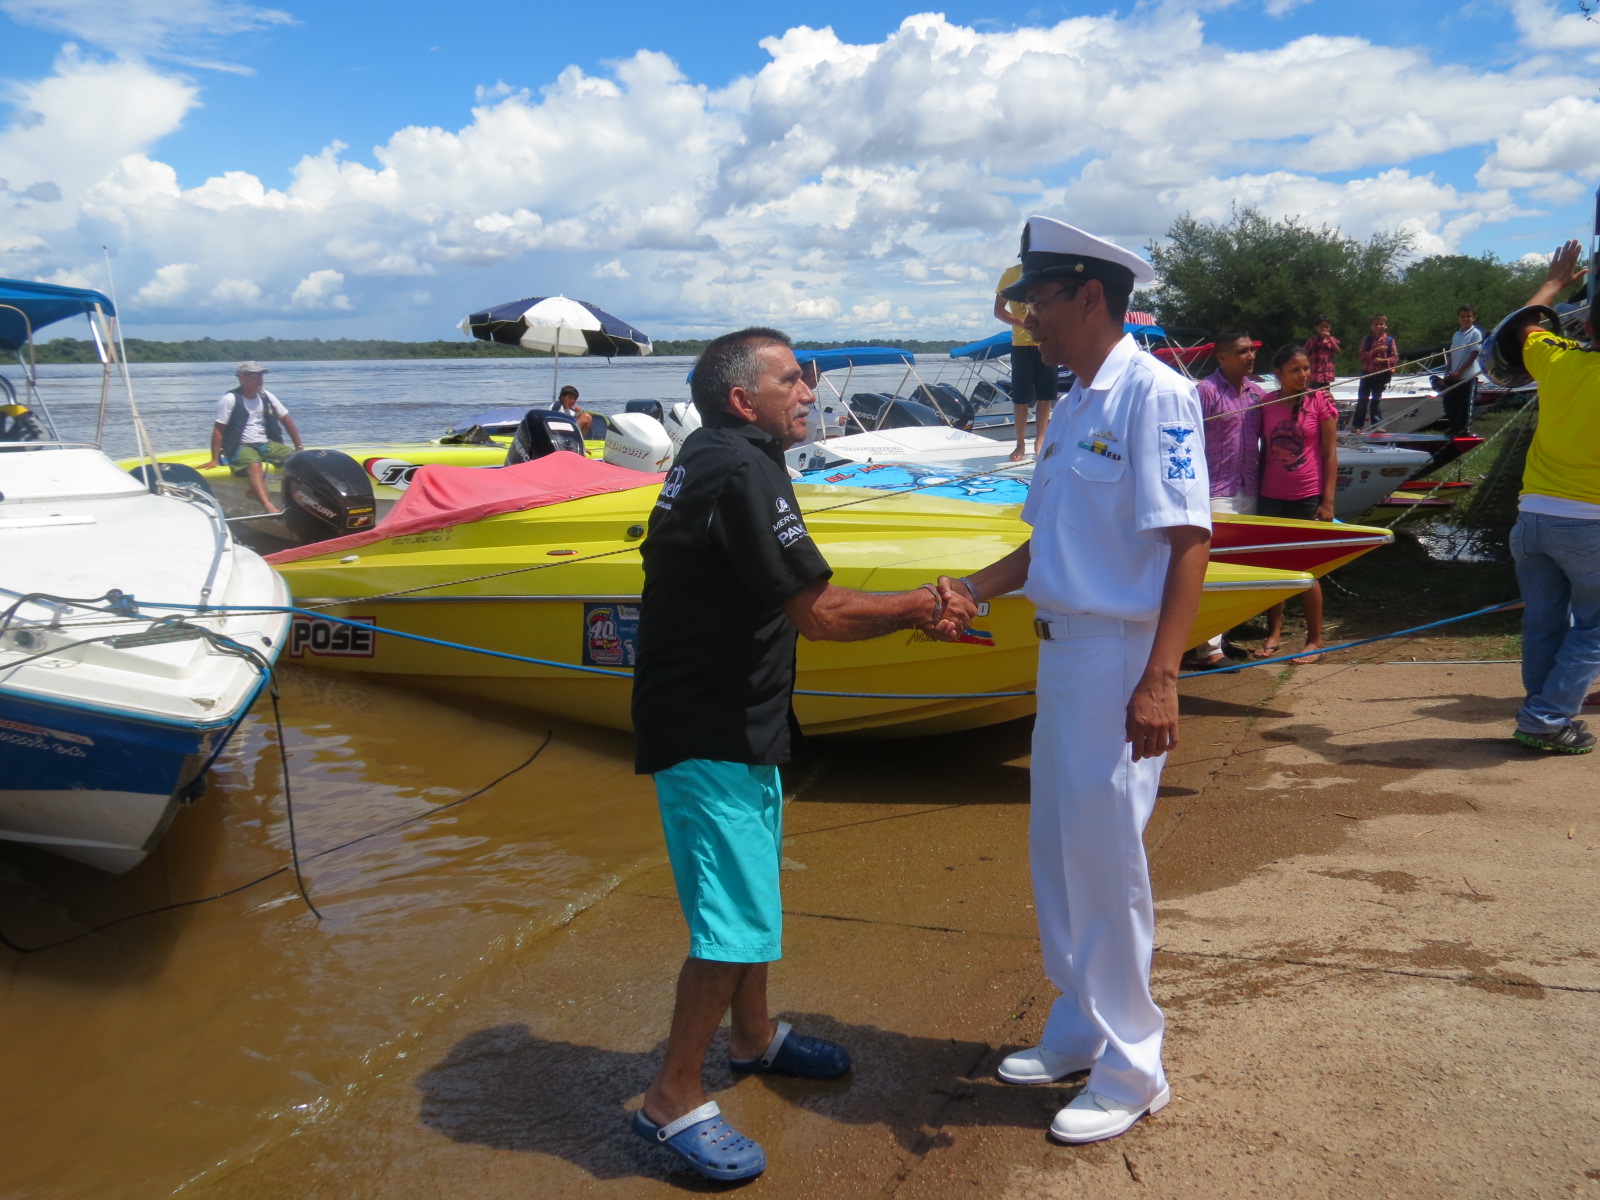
[1195,329,1264,667]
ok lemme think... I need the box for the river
[23,354,948,459]
[0,354,926,1197]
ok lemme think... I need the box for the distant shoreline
[28,335,966,365]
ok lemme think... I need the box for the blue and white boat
[0,280,290,872]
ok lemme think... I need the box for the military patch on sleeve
[1159,423,1198,488]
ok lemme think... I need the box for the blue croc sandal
[632,1100,766,1181]
[729,1019,851,1079]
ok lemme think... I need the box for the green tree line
[1141,207,1554,372]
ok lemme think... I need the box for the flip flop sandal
[632,1100,766,1181]
[729,1019,851,1079]
[1250,643,1282,660]
[1195,651,1230,669]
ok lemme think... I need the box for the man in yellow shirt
[1505,238,1600,753]
[995,263,1057,460]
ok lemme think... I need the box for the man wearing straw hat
[202,361,303,513]
[947,215,1211,1144]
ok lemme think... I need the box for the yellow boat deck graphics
[271,484,1317,736]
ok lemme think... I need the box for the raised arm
[1524,240,1587,314]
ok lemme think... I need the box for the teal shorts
[653,760,784,963]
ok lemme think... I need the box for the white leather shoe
[996,1043,1098,1085]
[1049,1085,1171,1143]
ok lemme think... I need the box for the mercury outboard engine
[604,412,676,472]
[848,392,944,430]
[281,449,377,546]
[662,401,702,458]
[126,461,215,496]
[912,383,977,430]
[505,410,585,465]
[625,399,665,423]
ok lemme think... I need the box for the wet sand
[3,658,1597,1198]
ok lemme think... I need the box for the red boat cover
[267,451,665,564]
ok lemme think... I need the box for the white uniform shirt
[215,389,289,444]
[1020,335,1212,622]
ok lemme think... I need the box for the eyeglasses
[1022,284,1082,316]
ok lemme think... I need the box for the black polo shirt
[631,413,832,775]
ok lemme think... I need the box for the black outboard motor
[848,392,946,431]
[281,449,377,546]
[970,378,1011,408]
[127,461,215,496]
[912,383,977,429]
[505,410,585,465]
[625,399,664,423]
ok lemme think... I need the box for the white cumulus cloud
[2,8,1596,338]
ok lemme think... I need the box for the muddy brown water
[0,667,662,1199]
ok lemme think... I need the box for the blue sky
[2,0,1596,342]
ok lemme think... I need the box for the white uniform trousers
[1031,615,1167,1107]
[1203,493,1255,657]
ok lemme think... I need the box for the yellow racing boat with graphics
[264,452,1320,737]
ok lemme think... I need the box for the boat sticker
[0,717,92,756]
[289,615,378,659]
[362,457,422,490]
[583,603,639,668]
[1159,423,1197,487]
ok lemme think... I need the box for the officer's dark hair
[1215,328,1252,351]
[1098,272,1132,323]
[690,327,793,421]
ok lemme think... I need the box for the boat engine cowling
[127,461,215,496]
[604,412,676,472]
[281,449,377,546]
[662,401,702,458]
[625,399,664,423]
[505,410,585,465]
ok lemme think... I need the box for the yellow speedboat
[264,453,1317,737]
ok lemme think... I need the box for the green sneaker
[1513,720,1596,755]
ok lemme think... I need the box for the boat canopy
[266,451,665,565]
[950,321,1168,363]
[686,344,914,383]
[793,346,914,372]
[949,332,1013,361]
[0,278,116,354]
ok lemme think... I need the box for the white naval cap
[999,215,1156,300]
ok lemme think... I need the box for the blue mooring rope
[129,598,1523,701]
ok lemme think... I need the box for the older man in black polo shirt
[629,327,975,1181]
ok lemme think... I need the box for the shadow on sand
[416,1012,1085,1187]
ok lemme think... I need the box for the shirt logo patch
[776,497,790,513]
[656,465,686,511]
[1159,423,1198,484]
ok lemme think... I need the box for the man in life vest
[202,361,304,513]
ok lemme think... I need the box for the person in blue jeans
[1504,239,1600,753]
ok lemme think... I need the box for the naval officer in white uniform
[946,216,1211,1143]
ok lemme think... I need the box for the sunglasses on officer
[1022,281,1087,316]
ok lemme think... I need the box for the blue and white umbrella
[460,294,651,402]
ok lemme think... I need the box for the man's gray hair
[690,327,793,420]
